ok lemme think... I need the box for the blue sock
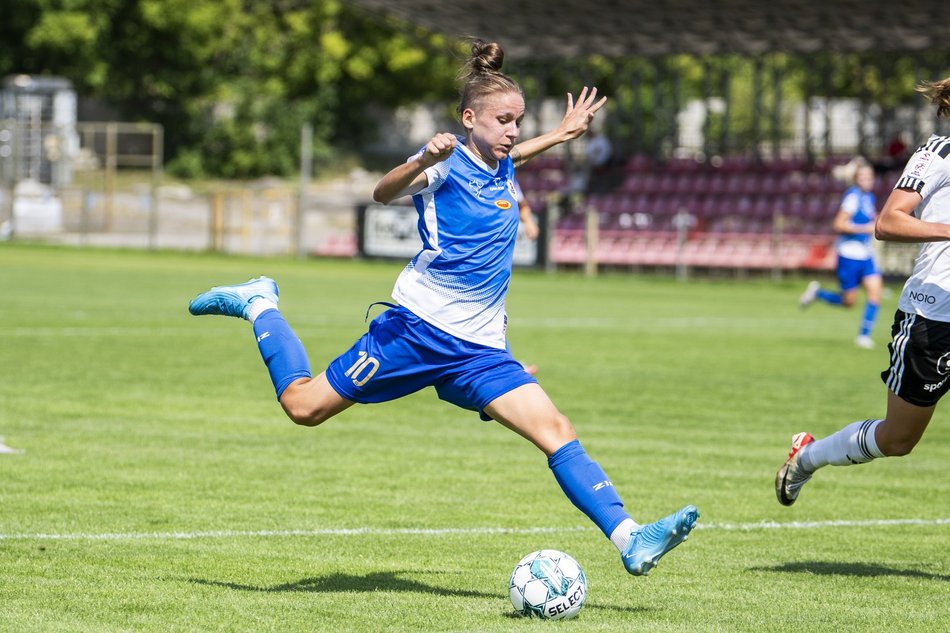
[548,439,630,538]
[817,289,843,305]
[252,309,312,399]
[860,302,879,336]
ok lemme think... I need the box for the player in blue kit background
[189,39,698,577]
[799,161,883,349]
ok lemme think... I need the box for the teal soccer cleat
[622,505,699,576]
[188,276,278,320]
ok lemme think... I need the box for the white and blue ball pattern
[508,549,588,620]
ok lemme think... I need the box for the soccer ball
[508,549,588,620]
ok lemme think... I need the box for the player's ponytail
[457,39,522,118]
[916,76,950,120]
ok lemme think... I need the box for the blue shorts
[836,255,879,291]
[325,306,537,420]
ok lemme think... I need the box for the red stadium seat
[623,154,654,173]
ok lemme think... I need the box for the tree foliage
[2,0,463,178]
[4,2,950,175]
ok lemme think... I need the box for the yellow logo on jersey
[495,200,512,209]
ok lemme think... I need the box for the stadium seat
[706,174,727,195]
[681,172,710,195]
[546,153,875,271]
[656,173,678,194]
[550,229,586,264]
[621,173,646,194]
[624,154,654,173]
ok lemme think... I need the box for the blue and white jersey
[391,140,521,349]
[895,134,950,321]
[835,185,877,261]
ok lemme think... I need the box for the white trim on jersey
[413,191,441,274]
[886,312,915,394]
[419,159,452,195]
[924,135,950,156]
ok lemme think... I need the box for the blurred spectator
[561,127,614,213]
[886,133,908,161]
[873,132,911,173]
[584,128,613,194]
[586,128,613,170]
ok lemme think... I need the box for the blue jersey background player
[799,162,883,348]
[188,39,698,577]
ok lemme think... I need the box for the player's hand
[522,216,540,240]
[420,133,457,166]
[556,87,607,141]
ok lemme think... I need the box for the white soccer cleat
[854,335,875,349]
[799,281,820,309]
[775,432,815,506]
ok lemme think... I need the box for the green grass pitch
[1,243,947,632]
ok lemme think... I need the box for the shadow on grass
[189,571,650,615]
[752,561,950,582]
[190,571,493,599]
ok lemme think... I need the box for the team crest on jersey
[495,200,512,209]
[507,179,518,198]
[468,178,485,197]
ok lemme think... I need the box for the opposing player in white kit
[189,40,699,576]
[778,76,950,506]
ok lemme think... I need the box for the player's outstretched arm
[510,87,607,167]
[373,133,457,204]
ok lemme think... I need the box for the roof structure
[350,0,950,60]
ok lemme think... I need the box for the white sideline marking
[700,518,950,531]
[1,518,947,541]
[10,317,831,337]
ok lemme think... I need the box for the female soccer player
[190,40,698,576]
[777,76,950,506]
[798,161,883,349]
